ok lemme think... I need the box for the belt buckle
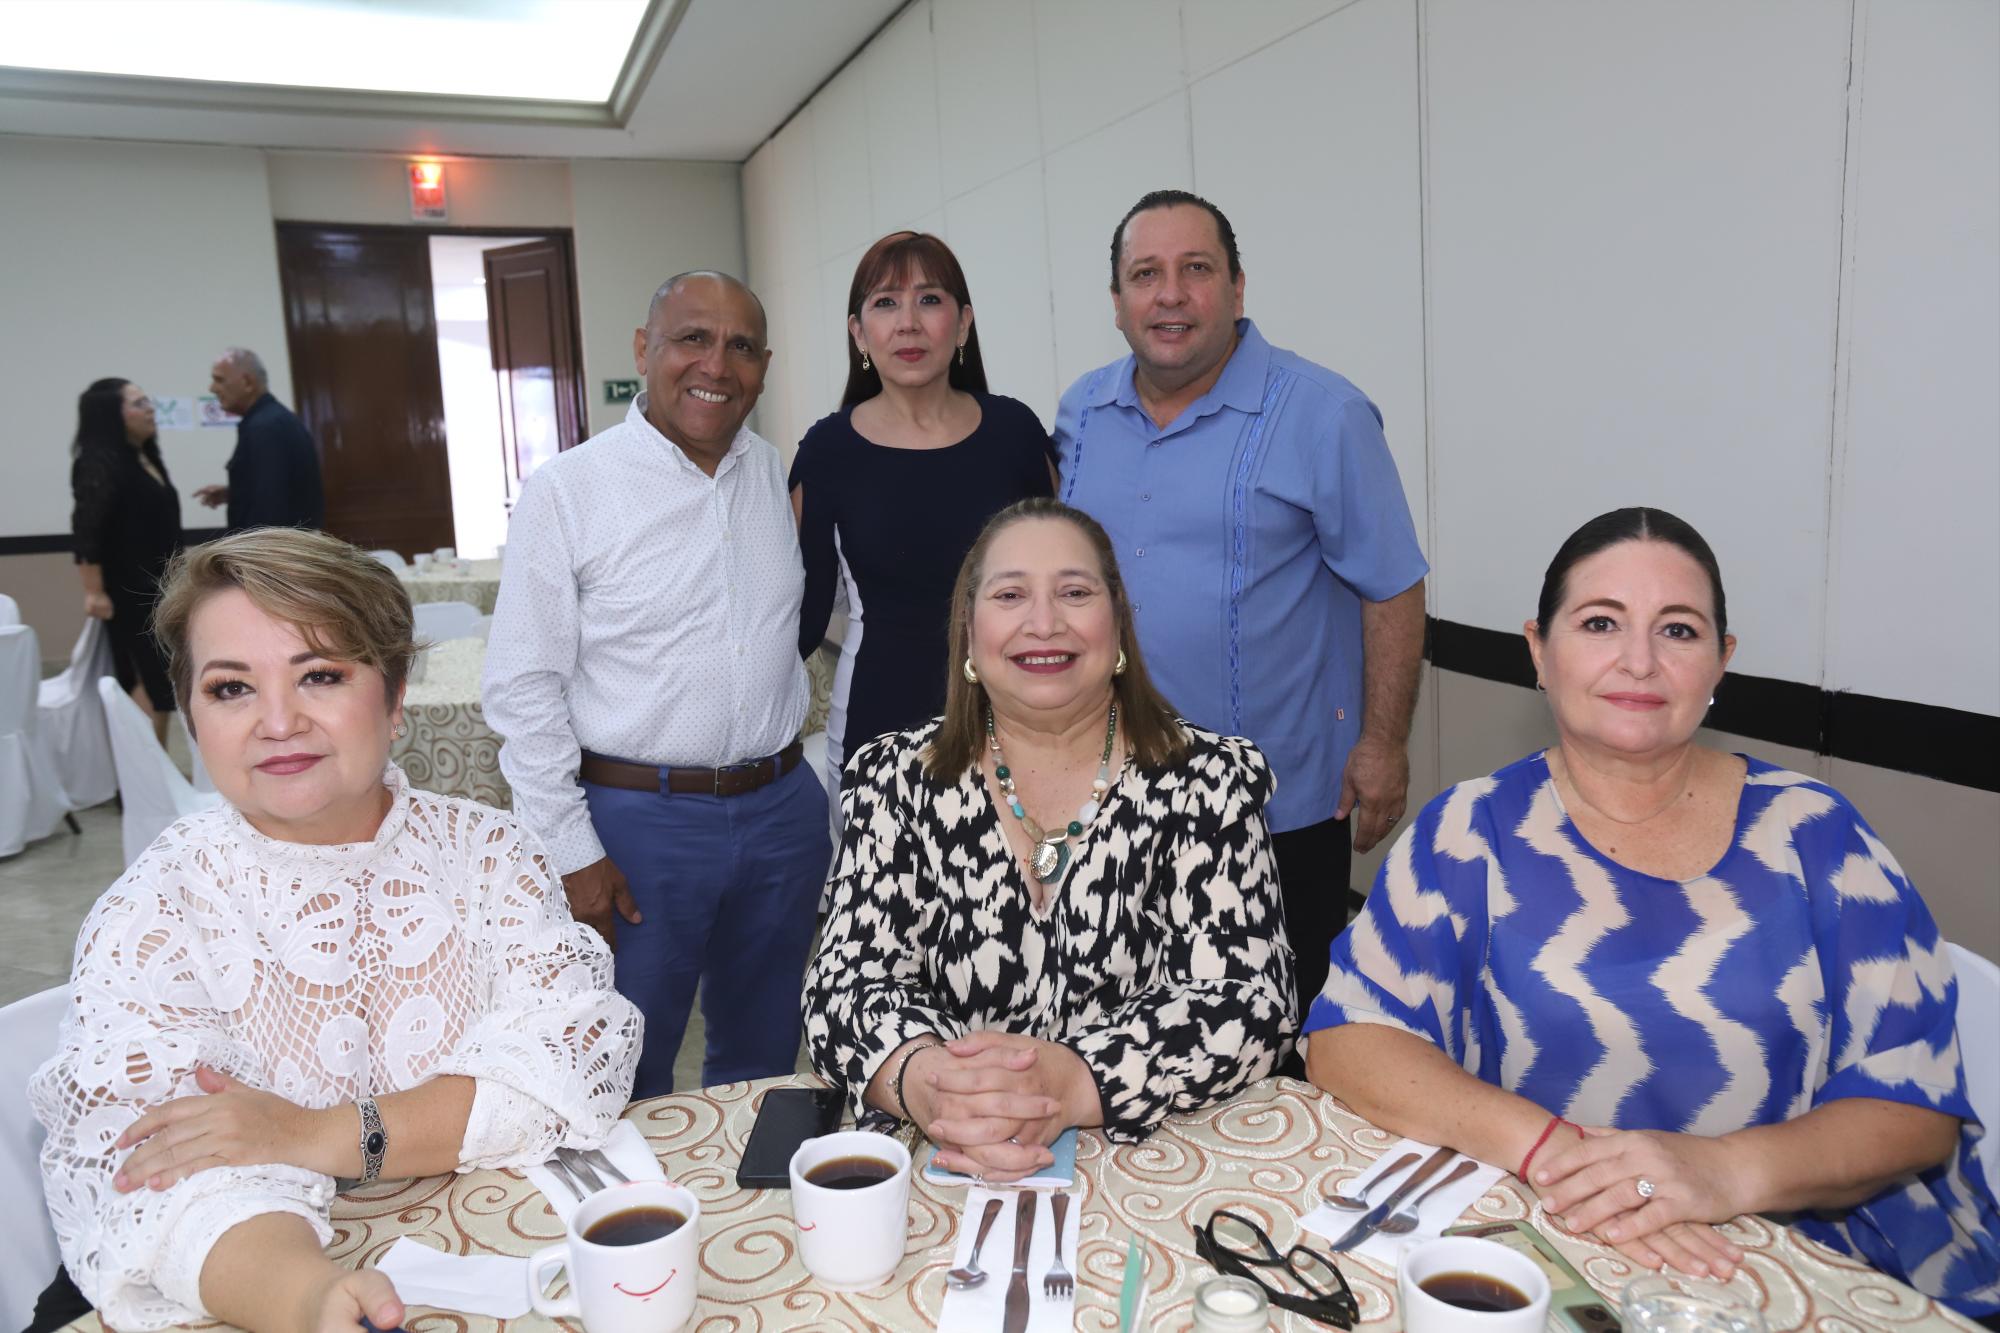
[712,758,760,796]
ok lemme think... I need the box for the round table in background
[399,557,504,614]
[391,636,506,807]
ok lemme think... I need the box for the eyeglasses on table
[1193,1208,1358,1328]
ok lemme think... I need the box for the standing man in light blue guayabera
[1055,191,1428,1075]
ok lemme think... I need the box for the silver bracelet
[357,1097,388,1183]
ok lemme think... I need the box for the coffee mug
[789,1130,911,1290]
[411,552,432,572]
[527,1180,699,1333]
[434,546,456,560]
[1399,1235,1551,1332]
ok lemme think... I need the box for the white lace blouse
[29,766,643,1330]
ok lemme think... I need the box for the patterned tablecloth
[69,1077,1973,1332]
[391,636,507,807]
[399,557,504,614]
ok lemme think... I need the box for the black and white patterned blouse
[802,719,1296,1140]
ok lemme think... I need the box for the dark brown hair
[1536,507,1728,650]
[1109,189,1241,291]
[840,231,989,407]
[154,527,419,728]
[925,498,1186,779]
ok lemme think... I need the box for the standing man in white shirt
[483,271,828,1098]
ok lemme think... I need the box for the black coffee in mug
[1419,1270,1531,1312]
[582,1205,687,1246]
[803,1154,898,1190]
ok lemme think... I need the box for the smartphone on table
[1443,1219,1623,1332]
[736,1085,843,1188]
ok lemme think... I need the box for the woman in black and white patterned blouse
[802,498,1294,1182]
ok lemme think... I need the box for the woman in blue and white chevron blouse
[1304,507,1998,1320]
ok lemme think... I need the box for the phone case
[1443,1219,1622,1332]
[736,1085,843,1188]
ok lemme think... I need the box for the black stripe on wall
[1426,617,1998,794]
[0,528,226,557]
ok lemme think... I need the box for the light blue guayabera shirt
[1054,319,1427,833]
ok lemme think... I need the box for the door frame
[272,220,590,456]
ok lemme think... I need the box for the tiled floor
[0,798,809,1094]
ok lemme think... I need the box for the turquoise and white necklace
[986,702,1118,883]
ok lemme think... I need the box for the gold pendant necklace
[987,703,1118,884]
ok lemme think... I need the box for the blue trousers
[582,760,830,1099]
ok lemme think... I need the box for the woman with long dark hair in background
[71,377,182,742]
[790,231,1055,822]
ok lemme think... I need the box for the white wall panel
[863,1,944,231]
[933,0,1043,200]
[1043,93,1195,394]
[770,109,820,289]
[1032,0,1184,153]
[1191,0,1427,555]
[780,276,830,455]
[742,142,781,294]
[819,245,868,430]
[812,66,875,261]
[1181,0,1362,78]
[1827,0,2000,715]
[1423,1,1851,684]
[946,161,1060,424]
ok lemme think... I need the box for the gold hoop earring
[1114,649,1127,677]
[962,657,978,684]
[860,350,871,372]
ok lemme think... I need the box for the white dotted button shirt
[482,396,809,875]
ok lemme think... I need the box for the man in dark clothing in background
[192,347,324,532]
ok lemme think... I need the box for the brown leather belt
[579,741,804,797]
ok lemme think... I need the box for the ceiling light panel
[1,0,649,103]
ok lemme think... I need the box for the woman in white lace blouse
[29,529,642,1333]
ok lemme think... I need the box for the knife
[1330,1144,1457,1252]
[1003,1190,1037,1333]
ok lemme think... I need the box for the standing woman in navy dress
[791,231,1055,819]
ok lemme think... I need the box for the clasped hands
[1531,1124,1749,1281]
[899,1032,1095,1184]
[114,1065,330,1192]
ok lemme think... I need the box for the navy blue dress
[790,393,1053,796]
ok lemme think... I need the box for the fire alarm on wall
[408,161,447,221]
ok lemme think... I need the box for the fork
[1043,1192,1074,1300]
[541,1152,592,1202]
[557,1147,608,1193]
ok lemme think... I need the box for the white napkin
[1298,1138,1505,1266]
[937,1186,1082,1332]
[376,1237,532,1319]
[522,1120,667,1223]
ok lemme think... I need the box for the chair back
[36,619,117,808]
[367,548,408,571]
[0,984,68,1333]
[413,600,484,643]
[0,625,33,735]
[0,593,18,626]
[98,677,220,865]
[1949,942,2000,1200]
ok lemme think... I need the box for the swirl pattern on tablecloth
[59,1077,1977,1332]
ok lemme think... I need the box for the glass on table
[1620,1274,1768,1333]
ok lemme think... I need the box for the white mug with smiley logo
[527,1180,699,1333]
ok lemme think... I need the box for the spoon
[1378,1159,1483,1235]
[1324,1149,1421,1211]
[946,1196,1006,1290]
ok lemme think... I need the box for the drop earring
[962,657,979,684]
[957,343,966,366]
[1114,649,1127,676]
[860,349,871,372]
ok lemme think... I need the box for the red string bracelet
[1518,1113,1570,1180]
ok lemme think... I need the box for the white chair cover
[0,984,67,1333]
[413,600,484,643]
[174,711,216,794]
[367,548,408,571]
[1949,942,2000,1200]
[0,593,19,626]
[99,676,222,866]
[0,625,72,857]
[35,618,118,809]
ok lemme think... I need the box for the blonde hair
[153,528,418,723]
[925,498,1186,780]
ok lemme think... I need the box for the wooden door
[483,237,588,498]
[276,225,455,555]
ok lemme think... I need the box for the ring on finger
[1636,1177,1657,1200]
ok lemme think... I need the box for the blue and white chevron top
[1306,751,1999,1316]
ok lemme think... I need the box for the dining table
[61,1075,1978,1332]
[391,635,508,807]
[399,557,505,614]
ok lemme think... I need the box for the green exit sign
[604,379,641,404]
